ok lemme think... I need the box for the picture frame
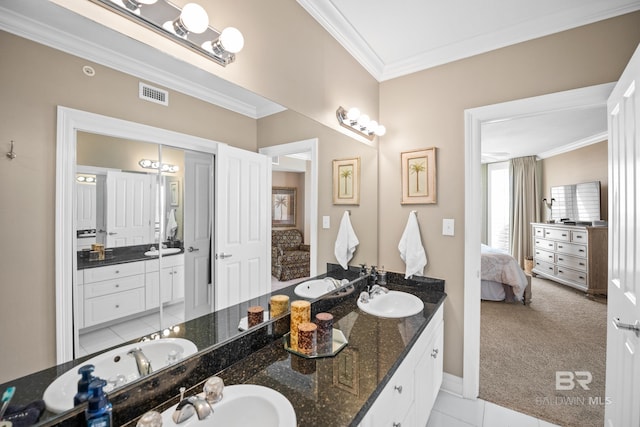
[401,147,437,204]
[332,157,360,205]
[272,187,296,227]
[169,181,179,207]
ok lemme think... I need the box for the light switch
[323,216,330,229]
[442,218,455,236]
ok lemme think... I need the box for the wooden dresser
[531,222,608,295]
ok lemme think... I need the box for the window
[487,162,510,252]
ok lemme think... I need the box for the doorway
[463,83,615,398]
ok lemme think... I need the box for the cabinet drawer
[556,267,587,286]
[534,249,555,263]
[83,262,145,283]
[534,238,555,251]
[533,260,555,275]
[533,227,544,237]
[555,242,587,258]
[84,274,145,299]
[84,287,145,327]
[544,228,570,241]
[556,254,587,272]
[571,230,587,243]
[145,254,184,272]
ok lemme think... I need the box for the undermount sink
[357,290,424,318]
[144,247,182,256]
[161,384,296,427]
[294,278,349,299]
[294,279,337,299]
[43,338,197,413]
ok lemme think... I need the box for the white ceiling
[299,0,640,160]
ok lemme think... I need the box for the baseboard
[441,373,464,397]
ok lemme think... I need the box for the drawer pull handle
[394,385,403,394]
[115,270,120,274]
[579,262,585,266]
[579,276,585,280]
[115,284,119,288]
[579,249,585,253]
[559,270,563,273]
[558,245,563,248]
[558,258,563,261]
[393,423,402,427]
[431,348,439,358]
[576,235,583,239]
[115,304,119,308]
[562,234,567,237]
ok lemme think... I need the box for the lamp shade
[219,27,244,53]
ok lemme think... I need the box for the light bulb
[346,107,360,122]
[219,27,244,53]
[139,159,152,168]
[375,125,386,136]
[77,176,86,182]
[357,114,370,128]
[366,120,378,133]
[86,176,96,183]
[180,3,209,34]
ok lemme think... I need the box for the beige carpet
[480,277,607,427]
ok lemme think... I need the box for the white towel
[398,211,427,278]
[166,208,178,240]
[334,211,359,270]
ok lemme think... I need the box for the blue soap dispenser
[74,364,95,406]
[85,378,112,427]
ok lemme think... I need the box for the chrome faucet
[128,348,152,376]
[172,396,213,424]
[359,284,389,304]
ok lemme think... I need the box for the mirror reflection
[75,133,213,357]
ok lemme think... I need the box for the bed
[481,244,530,303]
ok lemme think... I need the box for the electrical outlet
[323,216,330,229]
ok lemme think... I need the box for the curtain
[509,156,540,267]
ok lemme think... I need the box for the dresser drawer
[534,249,555,263]
[555,242,587,258]
[533,227,544,237]
[556,267,587,286]
[84,274,145,299]
[534,238,555,251]
[84,287,146,327]
[83,262,145,283]
[556,254,587,272]
[544,228,570,241]
[533,260,555,275]
[571,230,587,243]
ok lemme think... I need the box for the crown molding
[0,2,284,119]
[537,132,608,159]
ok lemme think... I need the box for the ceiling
[299,0,640,160]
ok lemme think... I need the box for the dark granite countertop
[76,243,184,270]
[2,266,444,426]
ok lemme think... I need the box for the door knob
[217,252,232,259]
[613,318,640,337]
[187,247,200,252]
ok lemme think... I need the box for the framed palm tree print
[401,147,437,204]
[272,187,296,227]
[332,157,360,205]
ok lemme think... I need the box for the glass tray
[283,329,348,359]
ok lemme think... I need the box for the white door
[76,182,96,230]
[102,171,154,247]
[183,150,214,321]
[605,43,640,426]
[215,144,270,310]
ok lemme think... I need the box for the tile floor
[427,390,560,427]
[78,302,185,357]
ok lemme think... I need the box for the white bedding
[481,244,528,301]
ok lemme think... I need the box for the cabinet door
[415,319,444,426]
[145,272,160,310]
[160,267,173,303]
[172,265,185,300]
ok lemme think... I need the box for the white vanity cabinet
[359,305,444,427]
[82,262,146,328]
[145,254,185,309]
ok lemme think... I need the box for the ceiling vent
[139,82,168,106]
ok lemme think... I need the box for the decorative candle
[297,322,317,355]
[315,312,334,353]
[290,300,311,351]
[247,306,264,328]
[270,294,290,318]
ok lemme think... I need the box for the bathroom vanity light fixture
[76,175,96,183]
[90,0,244,66]
[336,106,386,140]
[139,159,180,173]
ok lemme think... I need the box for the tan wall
[272,171,306,235]
[258,110,378,270]
[541,141,609,222]
[379,12,640,377]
